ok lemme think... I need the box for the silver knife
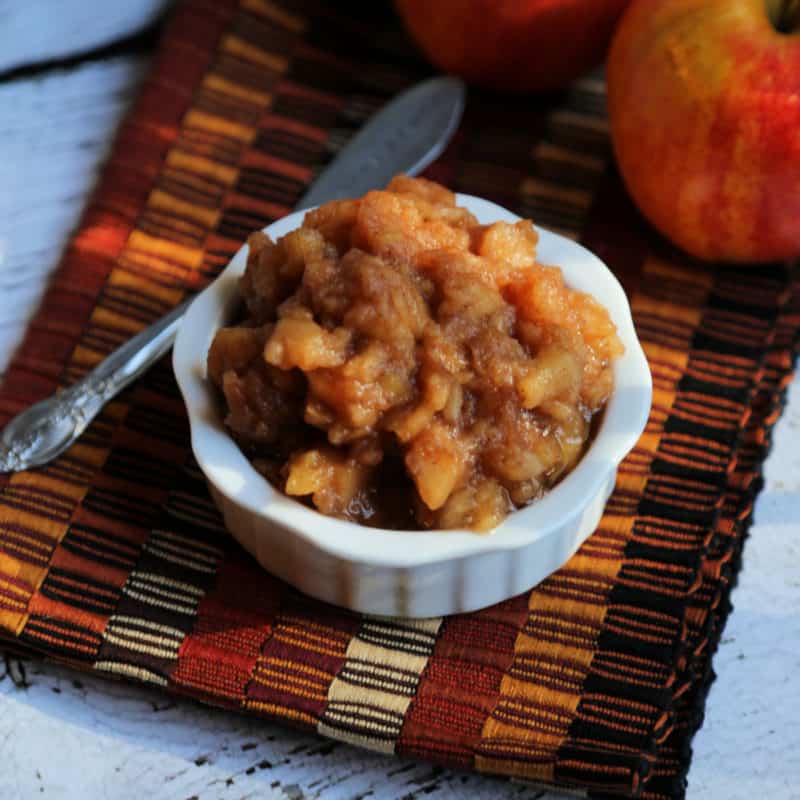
[0,76,466,472]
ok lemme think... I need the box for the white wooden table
[1,5,798,798]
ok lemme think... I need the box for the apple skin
[608,0,800,263]
[395,0,630,93]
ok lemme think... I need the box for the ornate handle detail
[0,299,190,472]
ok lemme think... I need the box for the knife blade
[298,76,465,209]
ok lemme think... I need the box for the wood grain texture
[0,0,168,73]
[0,660,559,800]
[0,56,147,377]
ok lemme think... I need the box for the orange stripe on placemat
[0,0,240,637]
[472,250,711,786]
[0,471,95,636]
[244,599,360,727]
[554,264,791,793]
[0,0,303,645]
[170,556,284,705]
[0,0,234,413]
[474,548,631,784]
[397,595,531,768]
[645,285,799,799]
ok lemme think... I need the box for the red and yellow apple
[608,0,800,262]
[395,0,630,93]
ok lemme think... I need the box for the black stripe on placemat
[640,281,800,800]
[556,257,791,799]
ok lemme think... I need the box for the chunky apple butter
[208,177,623,531]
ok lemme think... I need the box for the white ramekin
[173,195,652,617]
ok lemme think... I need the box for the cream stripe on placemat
[318,617,443,754]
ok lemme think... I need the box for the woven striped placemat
[1,2,797,797]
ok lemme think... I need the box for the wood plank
[0,0,168,73]
[0,56,148,376]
